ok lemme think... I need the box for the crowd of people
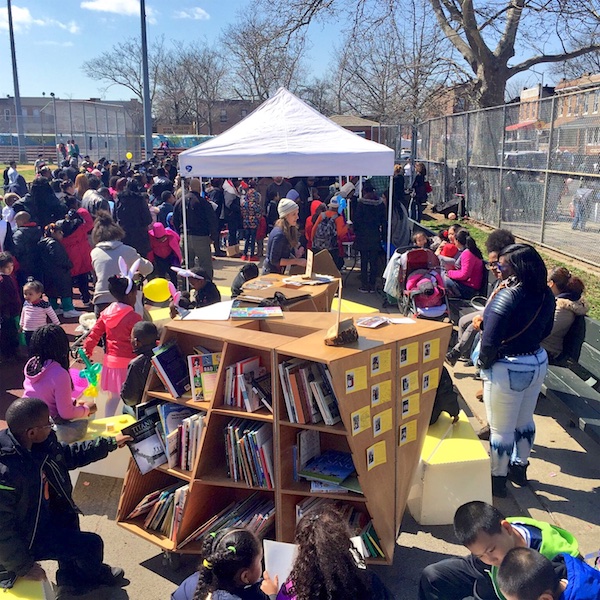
[0,152,595,599]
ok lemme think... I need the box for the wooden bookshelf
[117,313,451,564]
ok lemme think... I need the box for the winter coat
[83,302,141,369]
[542,293,589,358]
[0,428,117,585]
[560,553,600,600]
[354,195,387,251]
[121,345,155,407]
[37,237,73,298]
[22,358,90,421]
[90,240,153,306]
[148,222,182,264]
[114,191,153,257]
[173,191,218,240]
[311,209,350,257]
[241,190,262,229]
[81,189,110,218]
[446,249,484,290]
[60,208,94,276]
[0,273,21,318]
[12,223,42,280]
[12,190,67,229]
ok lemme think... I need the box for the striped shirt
[20,299,60,332]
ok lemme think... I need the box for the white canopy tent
[177,87,397,270]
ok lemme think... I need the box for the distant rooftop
[329,114,381,128]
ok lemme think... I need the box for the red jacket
[84,302,142,369]
[61,208,94,276]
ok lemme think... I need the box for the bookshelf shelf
[117,314,452,565]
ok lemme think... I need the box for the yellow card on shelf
[401,394,420,419]
[400,420,418,446]
[400,370,419,395]
[423,338,440,363]
[370,349,391,376]
[422,368,440,392]
[399,342,419,367]
[345,366,367,394]
[351,405,371,436]
[373,408,392,437]
[366,440,387,470]
[370,379,392,407]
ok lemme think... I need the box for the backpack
[312,214,338,252]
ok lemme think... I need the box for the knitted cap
[286,189,300,201]
[278,198,298,218]
[340,182,355,198]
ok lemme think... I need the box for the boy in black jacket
[121,321,159,412]
[0,397,131,593]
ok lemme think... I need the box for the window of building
[557,98,564,116]
[4,109,10,121]
[587,127,600,146]
[220,109,228,122]
[583,92,590,114]
[33,109,40,118]
[567,96,572,116]
[594,90,600,113]
[241,109,247,118]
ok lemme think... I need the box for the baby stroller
[397,248,448,319]
[69,312,97,359]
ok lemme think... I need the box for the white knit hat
[340,182,355,198]
[278,198,298,218]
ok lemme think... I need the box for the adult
[156,190,175,227]
[12,211,42,285]
[62,159,78,184]
[74,173,89,202]
[265,176,292,206]
[542,267,588,362]
[6,161,18,188]
[5,161,27,197]
[90,211,153,316]
[294,176,315,226]
[393,163,409,211]
[262,199,307,274]
[0,397,128,593]
[240,180,262,262]
[82,175,110,218]
[114,179,153,258]
[172,183,218,279]
[12,177,67,229]
[410,162,428,222]
[150,167,173,200]
[67,139,80,165]
[354,181,386,293]
[33,154,46,175]
[311,196,350,270]
[222,179,242,247]
[478,244,555,497]
[443,229,484,299]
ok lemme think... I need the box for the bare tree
[154,46,193,127]
[256,0,600,108]
[296,78,337,116]
[221,14,307,101]
[81,36,166,103]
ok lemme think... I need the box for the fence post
[465,111,470,217]
[497,104,508,227]
[444,115,448,206]
[540,95,557,245]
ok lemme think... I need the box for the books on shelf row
[177,492,276,549]
[295,497,384,559]
[127,482,189,542]
[224,419,274,489]
[124,400,206,474]
[223,356,271,413]
[278,359,340,425]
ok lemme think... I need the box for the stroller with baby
[394,248,448,320]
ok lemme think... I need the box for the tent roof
[178,88,394,177]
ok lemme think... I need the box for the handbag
[425,181,433,194]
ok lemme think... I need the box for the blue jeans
[244,228,257,257]
[481,348,548,476]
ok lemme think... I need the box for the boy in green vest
[419,501,580,600]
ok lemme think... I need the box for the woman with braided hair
[172,528,278,600]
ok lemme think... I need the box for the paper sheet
[351,405,371,436]
[399,342,419,367]
[345,366,367,393]
[263,539,298,588]
[181,300,234,321]
[373,408,393,437]
[401,394,420,419]
[366,440,387,470]
[371,379,391,407]
[423,338,441,363]
[370,349,391,376]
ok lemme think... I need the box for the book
[356,316,389,329]
[235,356,262,410]
[158,404,197,437]
[299,364,323,424]
[152,342,191,398]
[251,373,273,413]
[297,429,321,471]
[188,352,221,401]
[298,450,355,485]
[122,416,167,475]
[229,305,284,319]
[127,483,183,520]
[309,380,341,426]
[201,372,219,402]
[263,540,298,591]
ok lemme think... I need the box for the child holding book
[20,279,60,347]
[84,263,142,416]
[276,504,393,600]
[121,321,159,414]
[171,528,279,600]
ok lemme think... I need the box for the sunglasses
[28,417,56,433]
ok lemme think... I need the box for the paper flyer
[399,420,418,446]
[399,342,419,367]
[373,408,393,437]
[345,366,367,394]
[351,405,371,436]
[370,349,391,376]
[371,379,392,407]
[401,370,419,395]
[422,338,440,363]
[366,440,387,470]
[422,368,440,392]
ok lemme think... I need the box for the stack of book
[223,419,274,489]
[177,492,275,549]
[188,348,221,402]
[151,341,191,398]
[297,448,361,494]
[295,497,384,558]
[278,359,340,425]
[127,482,189,542]
[223,356,270,412]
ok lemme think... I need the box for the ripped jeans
[481,348,548,476]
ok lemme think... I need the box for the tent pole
[181,178,190,292]
[386,177,394,261]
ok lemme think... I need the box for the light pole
[7,0,27,163]
[140,0,153,159]
[51,93,58,163]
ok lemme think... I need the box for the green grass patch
[426,219,600,320]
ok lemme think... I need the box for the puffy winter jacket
[12,223,42,280]
[37,237,73,298]
[542,293,589,358]
[60,208,94,276]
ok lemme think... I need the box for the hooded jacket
[542,294,589,358]
[148,222,182,263]
[560,553,600,600]
[114,190,153,257]
[354,195,386,251]
[83,302,141,369]
[12,223,43,280]
[81,189,110,218]
[120,343,156,407]
[0,428,116,586]
[90,240,153,306]
[12,185,67,228]
[60,207,94,276]
[37,237,73,298]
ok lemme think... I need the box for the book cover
[188,352,221,401]
[201,372,219,403]
[251,373,273,413]
[152,342,191,398]
[122,416,167,475]
[309,380,341,426]
[229,305,284,319]
[236,356,261,410]
[298,450,355,485]
[286,364,309,424]
[158,403,198,437]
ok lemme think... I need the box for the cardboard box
[407,410,491,525]
[226,244,240,257]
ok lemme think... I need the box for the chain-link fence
[417,88,600,266]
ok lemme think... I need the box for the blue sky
[0,0,336,100]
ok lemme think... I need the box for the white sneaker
[63,309,81,318]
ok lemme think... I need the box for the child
[121,321,159,413]
[84,269,142,416]
[169,267,221,318]
[12,211,42,286]
[0,251,22,362]
[22,324,96,443]
[38,222,79,318]
[276,504,393,600]
[1,192,18,229]
[231,263,259,298]
[419,501,580,600]
[20,279,60,347]
[497,547,600,600]
[240,180,262,261]
[148,222,182,284]
[171,528,278,600]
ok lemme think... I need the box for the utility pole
[7,0,27,163]
[140,0,153,160]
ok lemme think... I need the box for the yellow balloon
[126,151,133,160]
[143,278,171,303]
